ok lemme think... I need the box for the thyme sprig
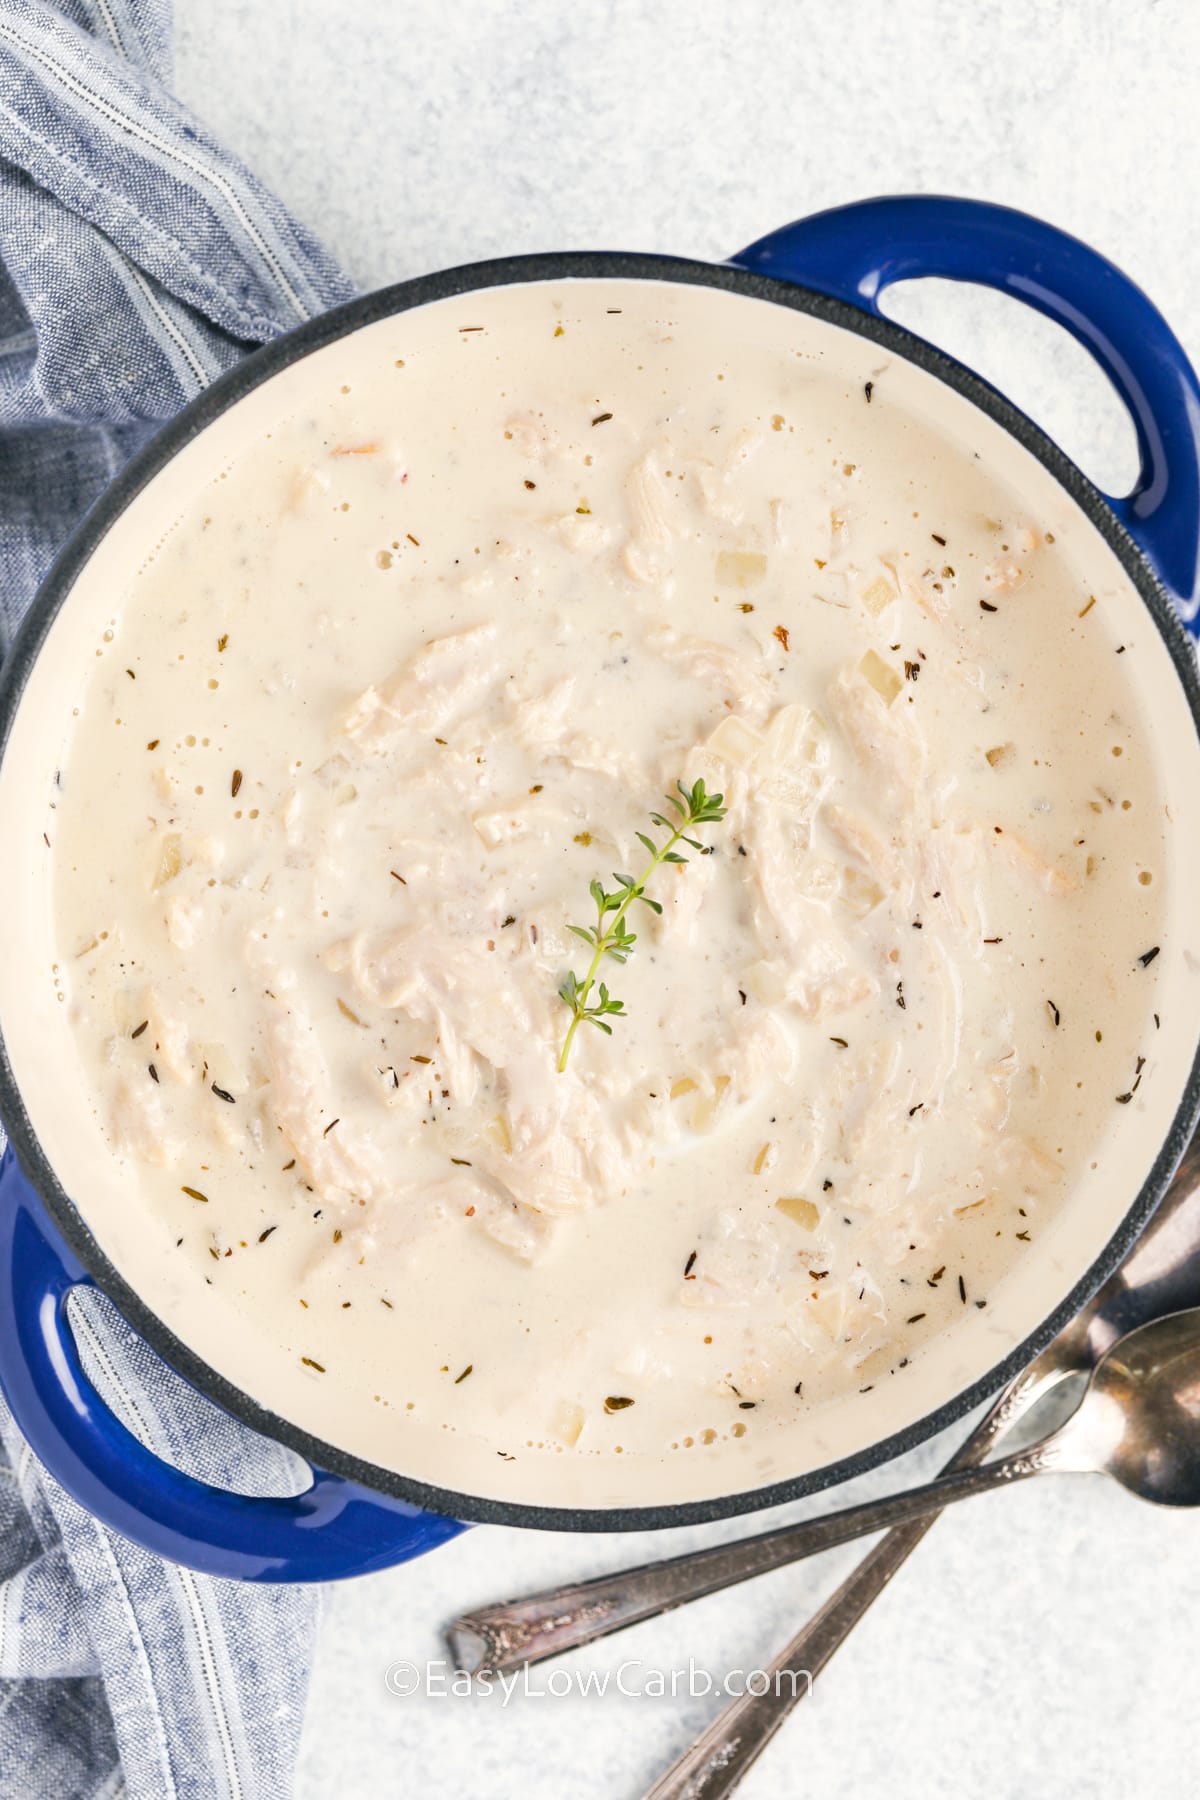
[557,778,726,1072]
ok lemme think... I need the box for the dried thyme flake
[211,1082,236,1104]
[979,600,998,613]
[301,1356,326,1372]
[1138,946,1160,967]
[231,768,243,798]
[258,1226,277,1242]
[684,1249,698,1279]
[604,1395,635,1413]
[591,411,613,425]
[147,1063,159,1083]
[131,1020,149,1039]
[181,1185,209,1203]
[454,1364,474,1384]
[1047,999,1061,1027]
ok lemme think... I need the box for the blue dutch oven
[2,195,1200,1582]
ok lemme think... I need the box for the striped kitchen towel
[0,3,355,1795]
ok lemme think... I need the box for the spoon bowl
[448,1281,1200,1682]
[1085,1307,1200,1506]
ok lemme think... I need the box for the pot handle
[732,195,1200,628]
[0,1150,464,1580]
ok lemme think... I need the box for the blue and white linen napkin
[0,3,356,1794]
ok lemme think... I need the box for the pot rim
[3,248,1200,1533]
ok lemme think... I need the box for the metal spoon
[453,1302,1200,1662]
[642,1313,1200,1800]
[625,1301,1200,1562]
[639,1146,1200,1800]
[447,1141,1200,1683]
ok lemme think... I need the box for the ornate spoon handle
[448,1409,1055,1677]
[638,1375,1049,1800]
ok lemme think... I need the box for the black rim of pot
[2,250,1199,1533]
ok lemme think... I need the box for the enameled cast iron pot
[2,196,1200,1582]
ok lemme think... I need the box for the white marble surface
[173,5,1200,1795]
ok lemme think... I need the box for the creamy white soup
[49,278,1167,1481]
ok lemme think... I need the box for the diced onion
[715,550,768,588]
[861,575,896,616]
[744,960,787,1004]
[775,1196,819,1230]
[706,715,763,769]
[153,833,182,889]
[552,1401,585,1447]
[858,649,902,706]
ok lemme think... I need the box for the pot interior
[2,265,1199,1523]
